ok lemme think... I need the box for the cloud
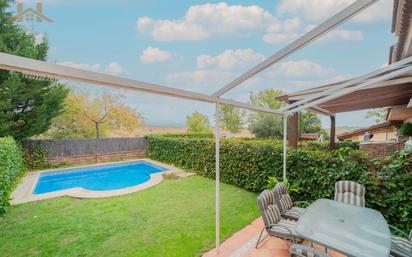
[136,2,276,41]
[263,21,363,44]
[57,61,124,75]
[106,62,125,75]
[271,60,335,78]
[167,69,234,93]
[140,47,172,64]
[277,0,391,23]
[57,61,101,72]
[197,48,265,70]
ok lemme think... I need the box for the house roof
[337,121,402,140]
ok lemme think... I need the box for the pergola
[1,0,411,253]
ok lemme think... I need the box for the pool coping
[11,158,189,204]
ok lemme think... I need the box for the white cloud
[269,60,335,78]
[106,62,125,75]
[140,47,172,64]
[263,21,363,44]
[197,48,265,70]
[57,61,101,72]
[277,0,391,23]
[167,69,234,93]
[57,61,125,75]
[136,2,276,41]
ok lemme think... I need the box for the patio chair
[334,180,365,207]
[273,182,309,220]
[389,225,412,257]
[290,244,333,257]
[256,190,302,248]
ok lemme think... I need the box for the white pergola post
[283,114,288,181]
[214,103,220,253]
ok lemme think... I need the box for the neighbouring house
[278,0,412,157]
[337,121,402,142]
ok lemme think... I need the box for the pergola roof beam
[211,0,379,97]
[0,53,282,115]
[286,63,412,114]
[280,55,412,112]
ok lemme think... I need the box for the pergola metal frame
[0,0,407,253]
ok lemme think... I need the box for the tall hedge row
[0,137,26,215]
[147,136,412,232]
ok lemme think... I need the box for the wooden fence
[23,137,148,164]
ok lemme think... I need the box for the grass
[0,176,259,257]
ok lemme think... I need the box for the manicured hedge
[305,141,360,150]
[0,137,26,215]
[148,133,214,138]
[147,136,412,232]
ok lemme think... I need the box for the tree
[219,105,244,133]
[300,111,322,134]
[0,0,68,141]
[248,89,286,138]
[365,108,387,124]
[46,92,143,139]
[186,111,211,133]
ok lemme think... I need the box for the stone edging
[11,158,189,204]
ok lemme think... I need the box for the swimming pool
[34,161,166,194]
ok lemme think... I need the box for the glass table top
[296,199,391,257]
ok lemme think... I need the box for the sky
[10,0,396,128]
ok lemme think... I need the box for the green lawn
[0,176,259,257]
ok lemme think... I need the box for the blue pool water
[34,161,166,194]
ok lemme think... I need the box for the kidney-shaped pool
[34,161,166,194]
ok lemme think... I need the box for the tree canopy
[248,89,286,138]
[219,105,244,133]
[44,91,143,139]
[186,111,211,133]
[300,111,322,134]
[0,0,68,141]
[365,108,387,124]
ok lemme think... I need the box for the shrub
[148,133,213,139]
[306,141,359,150]
[147,136,411,232]
[399,122,412,137]
[0,137,26,215]
[26,144,51,170]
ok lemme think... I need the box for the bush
[306,141,359,150]
[0,137,26,215]
[399,122,412,137]
[147,136,411,232]
[148,133,213,139]
[26,144,51,170]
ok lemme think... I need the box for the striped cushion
[257,190,280,227]
[268,218,298,238]
[391,235,412,257]
[334,180,365,207]
[274,182,293,211]
[283,207,305,220]
[265,204,282,225]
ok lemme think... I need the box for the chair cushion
[268,219,299,239]
[265,204,282,225]
[279,194,293,212]
[282,206,305,220]
[391,235,412,257]
[334,181,365,207]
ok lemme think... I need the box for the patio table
[296,198,391,257]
